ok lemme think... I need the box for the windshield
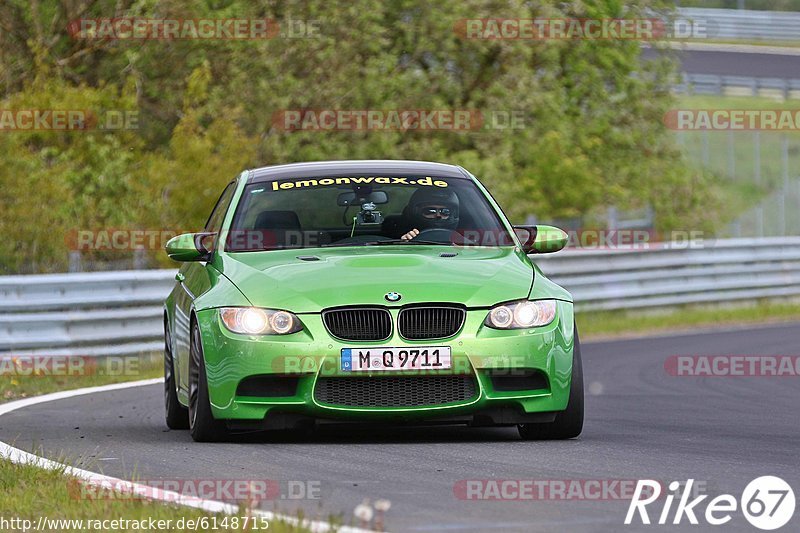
[225,176,514,251]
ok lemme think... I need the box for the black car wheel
[188,320,228,442]
[518,326,584,440]
[164,321,189,430]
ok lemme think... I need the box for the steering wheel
[415,228,457,243]
[414,228,479,245]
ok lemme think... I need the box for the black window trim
[203,180,237,232]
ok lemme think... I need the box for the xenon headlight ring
[484,300,557,329]
[219,307,302,335]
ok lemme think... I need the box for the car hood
[218,246,534,313]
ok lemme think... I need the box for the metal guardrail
[535,237,800,311]
[0,270,174,357]
[2,238,799,356]
[677,7,800,42]
[677,73,800,98]
[666,8,800,95]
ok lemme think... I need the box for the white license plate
[341,346,451,372]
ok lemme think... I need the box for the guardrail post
[780,136,789,235]
[607,207,618,230]
[68,251,82,273]
[727,130,735,179]
[754,131,764,237]
[133,249,146,270]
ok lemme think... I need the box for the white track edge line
[0,378,376,533]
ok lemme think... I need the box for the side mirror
[512,225,568,254]
[165,232,215,262]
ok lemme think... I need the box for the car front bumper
[194,302,576,426]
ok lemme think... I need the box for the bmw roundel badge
[385,291,401,302]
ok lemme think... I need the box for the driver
[400,187,460,240]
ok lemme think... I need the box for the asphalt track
[642,46,800,78]
[1,323,798,532]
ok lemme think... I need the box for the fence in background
[676,7,800,42]
[674,124,800,239]
[2,237,799,356]
[677,73,800,99]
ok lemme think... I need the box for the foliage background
[0,0,722,273]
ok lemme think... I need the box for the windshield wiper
[321,239,446,248]
[362,239,446,246]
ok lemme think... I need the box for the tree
[0,0,723,273]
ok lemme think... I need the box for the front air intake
[314,375,477,407]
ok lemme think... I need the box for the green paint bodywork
[165,233,205,262]
[531,225,569,253]
[164,168,576,424]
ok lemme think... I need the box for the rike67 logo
[626,477,795,530]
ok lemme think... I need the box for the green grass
[578,301,800,339]
[673,94,800,236]
[0,355,313,532]
[0,354,163,402]
[0,459,308,532]
[674,95,800,190]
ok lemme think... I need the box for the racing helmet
[405,187,460,230]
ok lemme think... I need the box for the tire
[164,321,189,430]
[188,320,228,442]
[518,326,584,440]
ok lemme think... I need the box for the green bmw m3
[163,160,583,442]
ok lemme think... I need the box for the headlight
[219,307,302,335]
[485,300,557,329]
